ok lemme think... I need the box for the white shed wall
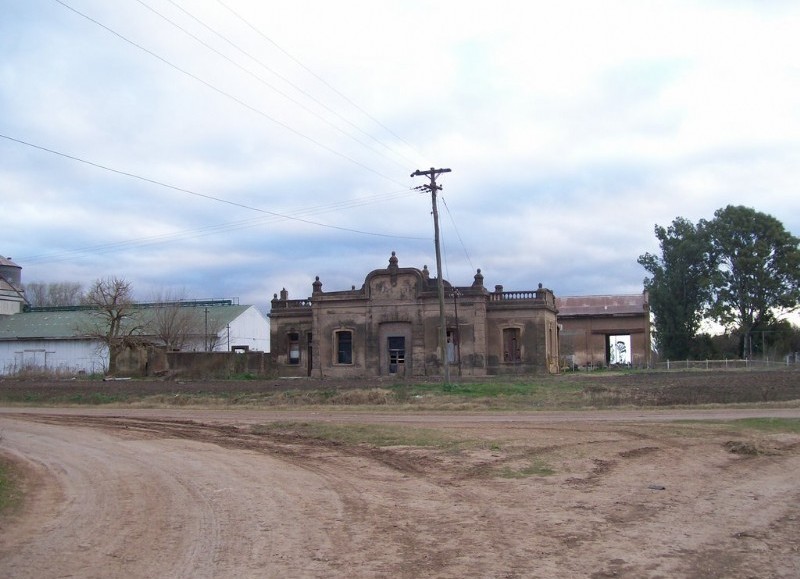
[0,339,107,375]
[217,306,270,352]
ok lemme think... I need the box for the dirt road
[2,407,799,578]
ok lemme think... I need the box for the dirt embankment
[2,367,800,407]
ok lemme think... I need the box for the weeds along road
[2,405,800,425]
[1,406,800,578]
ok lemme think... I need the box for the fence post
[667,359,670,370]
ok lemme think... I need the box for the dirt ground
[1,402,800,578]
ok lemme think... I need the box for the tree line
[638,205,800,361]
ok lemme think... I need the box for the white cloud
[2,0,799,313]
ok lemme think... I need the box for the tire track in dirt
[3,410,800,577]
[0,417,357,578]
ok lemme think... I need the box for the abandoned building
[270,253,652,378]
[556,294,651,369]
[270,252,561,378]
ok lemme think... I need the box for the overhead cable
[216,0,426,165]
[0,133,429,244]
[441,195,475,272]
[52,0,409,189]
[135,0,409,172]
[165,0,418,169]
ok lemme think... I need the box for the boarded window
[503,328,521,362]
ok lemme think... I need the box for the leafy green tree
[704,205,800,357]
[638,217,716,359]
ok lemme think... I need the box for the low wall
[147,350,275,379]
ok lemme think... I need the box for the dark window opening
[388,336,405,374]
[336,330,353,364]
[446,329,459,364]
[288,332,300,365]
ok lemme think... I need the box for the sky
[3,0,800,311]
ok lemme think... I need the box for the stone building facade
[269,252,560,378]
[556,293,651,369]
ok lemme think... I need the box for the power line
[52,0,409,189]
[441,195,475,272]
[18,191,417,265]
[164,0,419,169]
[216,0,426,165]
[1,133,429,250]
[135,0,409,172]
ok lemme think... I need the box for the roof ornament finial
[473,268,484,287]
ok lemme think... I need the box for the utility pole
[411,167,452,383]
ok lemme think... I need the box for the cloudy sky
[3,0,799,310]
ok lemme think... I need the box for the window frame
[446,328,459,365]
[335,329,354,365]
[502,327,522,363]
[287,332,301,365]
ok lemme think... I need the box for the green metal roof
[0,304,253,340]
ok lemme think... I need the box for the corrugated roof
[556,294,647,317]
[0,304,254,340]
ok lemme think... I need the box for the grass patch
[677,418,800,434]
[225,373,257,380]
[391,379,587,409]
[65,392,129,405]
[0,457,24,514]
[498,458,555,478]
[404,380,574,398]
[251,421,461,448]
[728,417,800,433]
[2,370,798,410]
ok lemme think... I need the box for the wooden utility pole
[411,167,452,383]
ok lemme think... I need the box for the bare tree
[146,289,204,351]
[24,282,48,307]
[24,281,84,307]
[81,277,141,375]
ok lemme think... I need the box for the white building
[0,303,270,376]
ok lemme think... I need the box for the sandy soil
[1,407,799,578]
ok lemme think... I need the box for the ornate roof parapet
[269,287,312,313]
[488,282,557,309]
